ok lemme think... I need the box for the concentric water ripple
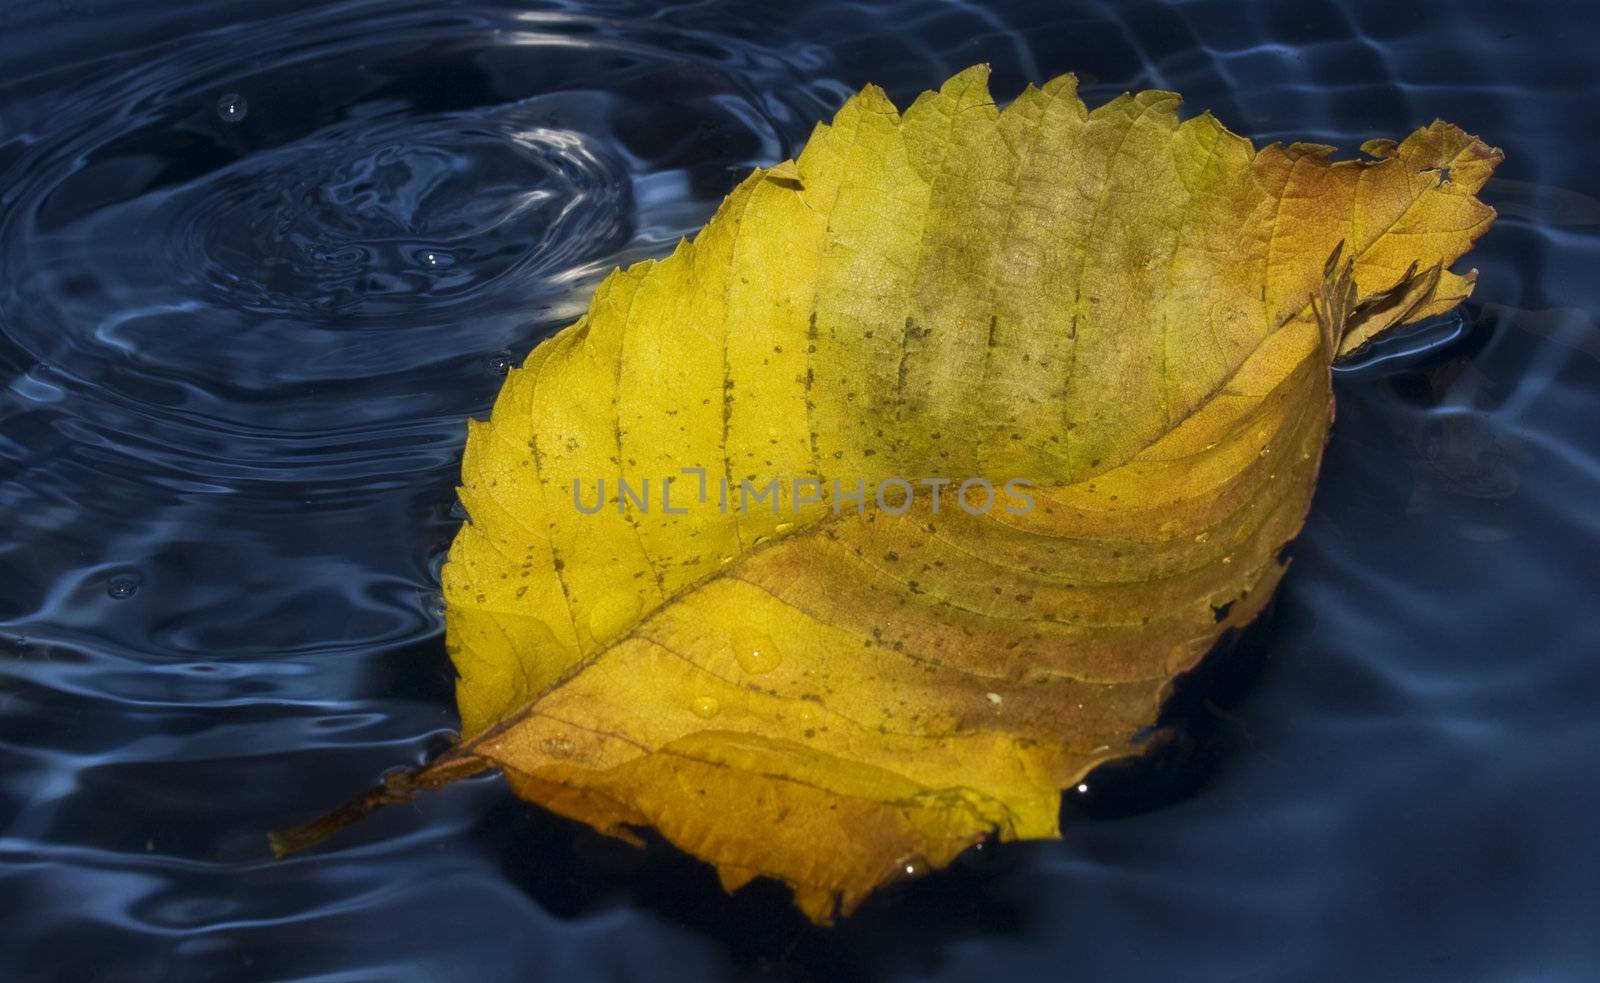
[3,0,1600,980]
[168,108,631,317]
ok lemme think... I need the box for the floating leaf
[274,66,1501,922]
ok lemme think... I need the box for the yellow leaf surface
[274,66,1500,922]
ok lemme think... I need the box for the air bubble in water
[217,93,248,124]
[107,573,141,599]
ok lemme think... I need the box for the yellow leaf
[273,66,1501,923]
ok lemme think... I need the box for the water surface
[2,1,1598,979]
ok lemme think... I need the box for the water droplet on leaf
[691,696,720,718]
[589,589,641,642]
[732,628,782,674]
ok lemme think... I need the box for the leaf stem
[268,750,491,859]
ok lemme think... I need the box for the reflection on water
[2,0,1598,979]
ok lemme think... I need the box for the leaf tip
[1360,137,1400,159]
[763,159,804,188]
[940,63,996,109]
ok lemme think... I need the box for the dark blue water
[3,1,1598,979]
